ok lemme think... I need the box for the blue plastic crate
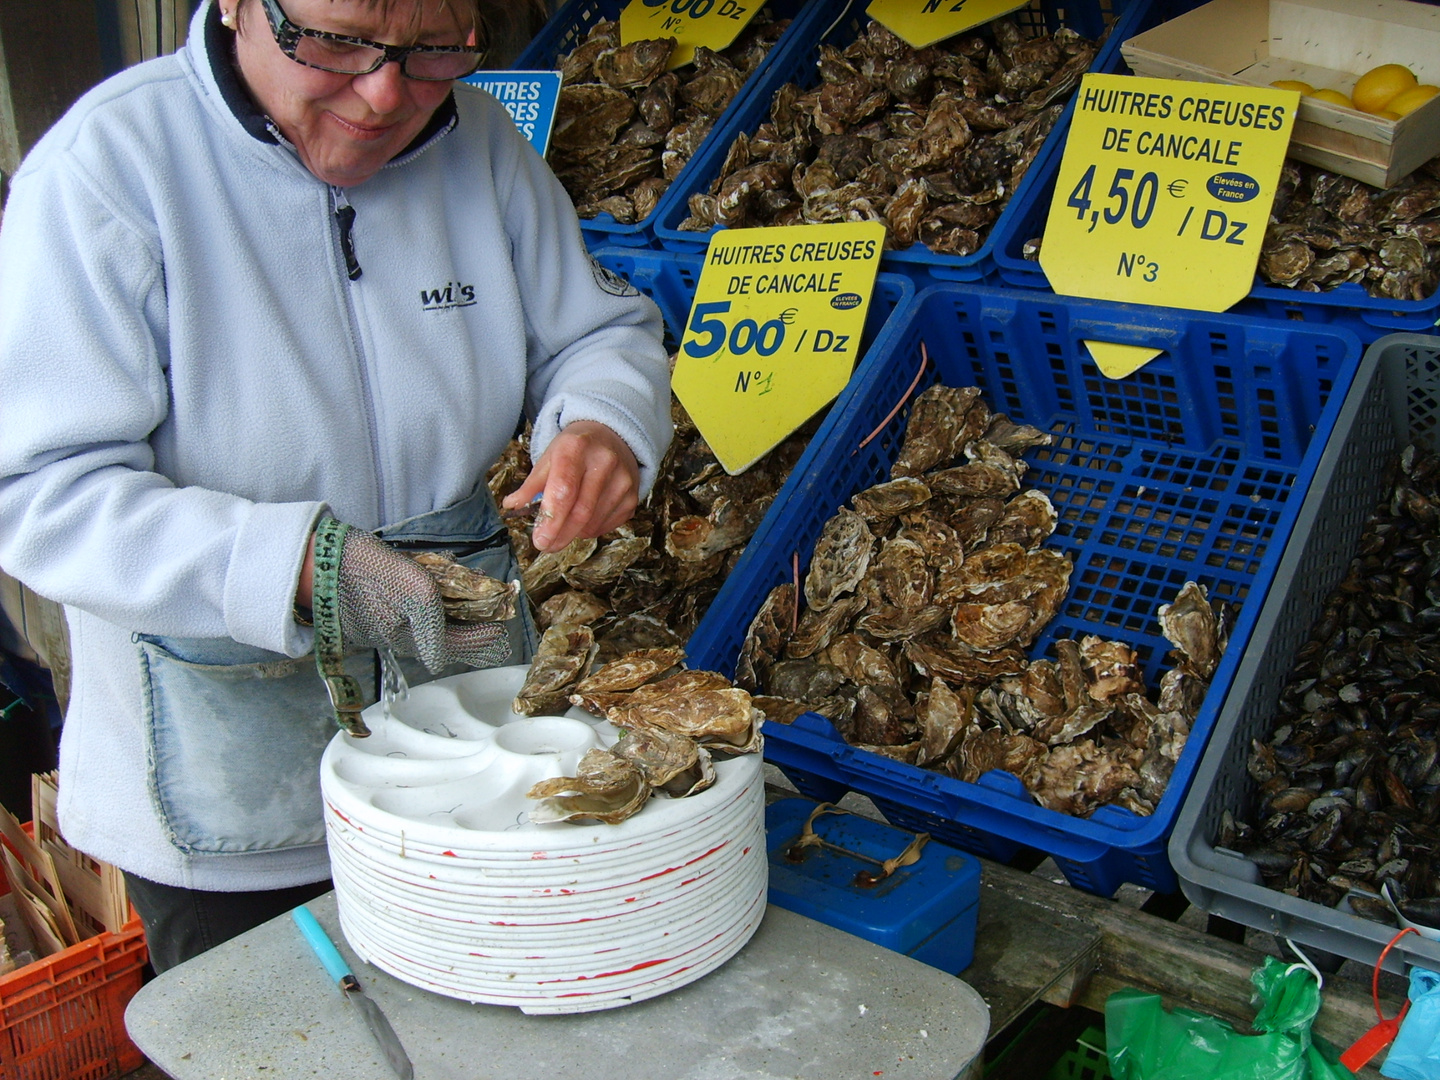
[589,245,915,357]
[516,0,827,249]
[651,0,1156,284]
[688,283,1365,897]
[766,798,982,974]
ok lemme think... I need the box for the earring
[221,8,237,28]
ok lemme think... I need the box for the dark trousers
[123,871,333,973]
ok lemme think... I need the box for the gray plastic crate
[1170,333,1440,974]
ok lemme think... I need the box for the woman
[0,0,672,970]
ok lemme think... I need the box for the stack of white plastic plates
[320,665,766,1015]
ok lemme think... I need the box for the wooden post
[0,1,105,176]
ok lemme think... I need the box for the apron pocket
[138,635,373,854]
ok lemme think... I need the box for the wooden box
[1121,0,1440,188]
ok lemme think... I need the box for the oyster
[849,684,918,746]
[804,508,876,610]
[522,537,599,598]
[852,476,932,522]
[410,551,520,622]
[735,581,795,691]
[987,490,1057,550]
[1079,635,1143,701]
[785,592,867,659]
[1031,740,1142,817]
[752,695,813,725]
[570,646,686,697]
[953,727,1046,786]
[594,38,674,89]
[892,385,983,478]
[537,589,609,629]
[918,677,975,767]
[564,536,651,592]
[1158,581,1220,680]
[513,624,598,715]
[765,658,847,704]
[527,748,649,825]
[572,667,731,716]
[950,600,1032,652]
[612,725,716,798]
[608,687,763,754]
[874,537,932,610]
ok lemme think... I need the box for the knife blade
[292,905,415,1080]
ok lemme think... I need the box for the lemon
[1374,110,1402,121]
[1270,79,1314,95]
[1311,88,1354,108]
[1352,63,1417,113]
[1387,83,1440,117]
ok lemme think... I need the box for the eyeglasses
[258,0,487,81]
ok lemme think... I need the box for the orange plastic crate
[1,824,148,1080]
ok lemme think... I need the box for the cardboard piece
[31,771,129,934]
[0,805,78,945]
[1,846,70,956]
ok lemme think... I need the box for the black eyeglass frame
[257,0,488,81]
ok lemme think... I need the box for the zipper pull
[332,190,362,280]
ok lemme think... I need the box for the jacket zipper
[330,186,387,527]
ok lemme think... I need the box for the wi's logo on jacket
[420,282,477,311]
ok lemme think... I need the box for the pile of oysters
[549,13,791,224]
[679,17,1101,254]
[516,644,762,825]
[1257,157,1440,302]
[735,382,1226,819]
[487,403,811,667]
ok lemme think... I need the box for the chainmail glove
[331,524,511,673]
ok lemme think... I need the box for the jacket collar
[196,0,459,163]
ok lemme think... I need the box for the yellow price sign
[619,0,763,69]
[866,0,1028,49]
[1041,74,1297,310]
[1040,74,1297,377]
[673,222,884,476]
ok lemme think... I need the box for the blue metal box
[765,799,982,975]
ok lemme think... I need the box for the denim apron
[136,486,537,855]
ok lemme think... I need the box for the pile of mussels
[1232,444,1440,926]
[679,17,1101,254]
[735,383,1227,819]
[548,13,790,224]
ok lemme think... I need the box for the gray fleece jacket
[0,2,671,890]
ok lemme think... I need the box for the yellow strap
[794,802,930,882]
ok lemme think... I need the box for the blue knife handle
[293,905,353,985]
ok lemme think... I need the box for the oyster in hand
[527,748,650,825]
[410,551,519,622]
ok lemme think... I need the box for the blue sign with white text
[463,70,563,157]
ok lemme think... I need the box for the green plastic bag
[1105,957,1354,1080]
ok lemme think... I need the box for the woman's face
[230,0,468,187]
